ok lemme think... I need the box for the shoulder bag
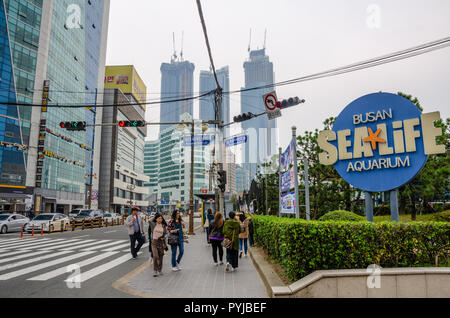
[221,229,235,249]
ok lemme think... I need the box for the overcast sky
[106,0,450,154]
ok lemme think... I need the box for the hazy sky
[106,0,450,153]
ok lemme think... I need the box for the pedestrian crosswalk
[0,237,148,283]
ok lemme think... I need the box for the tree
[397,93,450,220]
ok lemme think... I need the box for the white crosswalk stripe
[28,251,120,281]
[0,238,52,248]
[100,242,130,251]
[0,251,96,280]
[80,240,127,251]
[59,240,111,250]
[0,250,72,272]
[0,237,148,283]
[0,250,31,258]
[70,251,142,283]
[0,238,61,249]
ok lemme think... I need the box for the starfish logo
[363,128,386,150]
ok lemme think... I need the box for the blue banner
[281,140,294,171]
[281,169,295,192]
[281,191,296,214]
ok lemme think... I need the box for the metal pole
[264,161,268,215]
[390,190,399,222]
[365,191,374,222]
[278,147,282,218]
[304,158,310,220]
[189,121,195,235]
[291,127,300,219]
[217,89,225,214]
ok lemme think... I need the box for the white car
[103,212,121,224]
[26,213,71,233]
[0,214,30,234]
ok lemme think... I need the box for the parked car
[73,209,103,221]
[69,209,82,219]
[0,214,30,234]
[25,213,71,233]
[103,212,121,224]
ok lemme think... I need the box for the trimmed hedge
[319,210,365,222]
[253,215,450,281]
[430,210,450,222]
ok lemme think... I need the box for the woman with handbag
[167,210,185,272]
[222,211,241,272]
[148,213,168,277]
[208,211,224,266]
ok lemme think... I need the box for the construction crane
[180,31,184,61]
[248,28,252,52]
[171,32,177,62]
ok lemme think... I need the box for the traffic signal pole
[189,121,195,235]
[216,88,225,215]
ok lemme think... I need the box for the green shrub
[253,215,450,281]
[319,210,365,222]
[430,210,450,222]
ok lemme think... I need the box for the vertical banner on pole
[292,127,300,219]
[278,147,282,218]
[304,158,310,220]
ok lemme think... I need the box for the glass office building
[199,66,230,137]
[241,48,277,183]
[160,59,195,131]
[0,0,110,213]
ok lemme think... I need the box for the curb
[248,246,287,298]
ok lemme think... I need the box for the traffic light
[217,170,227,193]
[59,121,86,131]
[118,120,146,127]
[278,97,305,109]
[233,112,255,123]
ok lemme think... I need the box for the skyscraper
[0,0,110,213]
[199,66,230,136]
[160,58,194,131]
[241,48,277,182]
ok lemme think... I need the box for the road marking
[101,242,130,251]
[60,240,111,250]
[103,230,117,233]
[80,240,128,251]
[73,235,90,238]
[0,237,38,243]
[0,250,53,264]
[0,238,58,249]
[15,239,75,249]
[0,250,71,271]
[38,239,95,250]
[28,251,120,281]
[121,242,148,253]
[0,238,50,248]
[0,249,31,258]
[70,252,142,283]
[0,251,96,280]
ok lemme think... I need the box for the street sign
[225,134,248,147]
[183,135,211,147]
[263,91,282,120]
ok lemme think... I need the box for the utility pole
[264,160,268,214]
[216,89,225,214]
[189,121,195,235]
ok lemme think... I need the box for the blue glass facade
[0,0,27,187]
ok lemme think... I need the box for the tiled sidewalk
[127,225,267,298]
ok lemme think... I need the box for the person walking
[238,211,253,258]
[205,208,214,244]
[167,210,185,272]
[148,213,168,277]
[208,211,225,266]
[125,207,145,259]
[248,217,255,247]
[223,211,241,272]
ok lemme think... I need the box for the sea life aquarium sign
[318,92,445,193]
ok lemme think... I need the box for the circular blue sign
[332,92,428,192]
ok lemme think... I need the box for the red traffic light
[118,121,125,127]
[59,122,66,128]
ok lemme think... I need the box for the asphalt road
[0,216,200,298]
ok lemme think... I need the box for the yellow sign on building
[104,65,147,110]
